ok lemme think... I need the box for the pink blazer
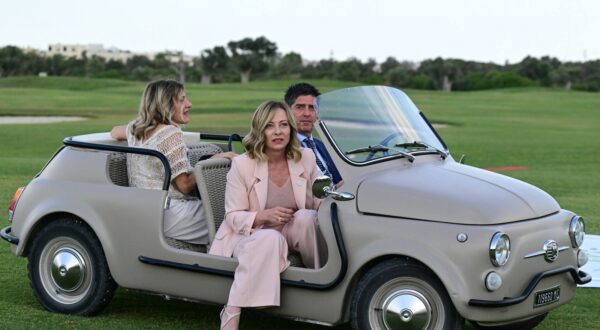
[209,148,322,257]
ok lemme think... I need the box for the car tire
[471,313,548,330]
[351,258,464,330]
[27,217,117,315]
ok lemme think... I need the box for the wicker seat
[107,142,223,187]
[164,237,207,253]
[106,142,222,252]
[193,158,231,246]
[187,142,224,166]
[107,152,129,187]
[194,158,304,267]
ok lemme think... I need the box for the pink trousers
[227,209,319,307]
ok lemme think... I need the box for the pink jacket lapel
[253,160,269,210]
[288,159,307,209]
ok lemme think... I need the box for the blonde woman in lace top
[209,101,322,330]
[111,79,234,244]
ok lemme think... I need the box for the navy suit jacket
[314,138,342,185]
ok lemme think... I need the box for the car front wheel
[28,217,116,315]
[351,258,464,330]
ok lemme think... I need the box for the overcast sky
[2,0,599,64]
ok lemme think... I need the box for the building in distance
[46,43,194,65]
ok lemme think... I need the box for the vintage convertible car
[2,86,591,329]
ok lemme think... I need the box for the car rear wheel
[28,217,116,315]
[351,258,464,330]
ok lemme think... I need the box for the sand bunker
[0,116,87,124]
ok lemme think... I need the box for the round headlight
[489,232,510,267]
[569,216,585,248]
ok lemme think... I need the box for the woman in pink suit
[209,100,322,330]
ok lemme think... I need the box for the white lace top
[126,123,193,200]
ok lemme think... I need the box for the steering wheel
[365,146,389,161]
[379,131,405,147]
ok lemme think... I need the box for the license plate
[534,286,560,307]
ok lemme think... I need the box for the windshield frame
[316,86,449,167]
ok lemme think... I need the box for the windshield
[316,86,446,164]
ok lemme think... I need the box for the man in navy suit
[285,83,343,187]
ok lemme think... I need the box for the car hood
[356,161,559,224]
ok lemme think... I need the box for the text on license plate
[534,286,560,307]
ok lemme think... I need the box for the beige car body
[2,86,590,329]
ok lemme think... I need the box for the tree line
[1,36,600,92]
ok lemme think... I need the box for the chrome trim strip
[524,246,569,259]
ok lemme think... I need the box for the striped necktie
[304,138,330,177]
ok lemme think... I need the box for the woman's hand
[254,207,295,227]
[111,125,127,140]
[173,172,196,194]
[211,152,237,161]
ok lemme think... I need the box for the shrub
[408,74,436,90]
[387,67,410,88]
[467,71,534,90]
[572,81,600,92]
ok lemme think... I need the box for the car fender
[13,185,111,258]
[349,235,469,312]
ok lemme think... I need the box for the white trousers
[164,198,209,245]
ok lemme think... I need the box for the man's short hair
[284,82,321,106]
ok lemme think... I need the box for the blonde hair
[243,100,302,162]
[131,79,184,140]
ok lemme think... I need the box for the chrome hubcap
[382,289,431,329]
[51,247,86,292]
[39,236,93,304]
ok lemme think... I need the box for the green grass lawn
[1,76,599,329]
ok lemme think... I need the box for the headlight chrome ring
[569,216,585,248]
[489,232,510,267]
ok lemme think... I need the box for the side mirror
[312,175,355,201]
[312,176,333,198]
